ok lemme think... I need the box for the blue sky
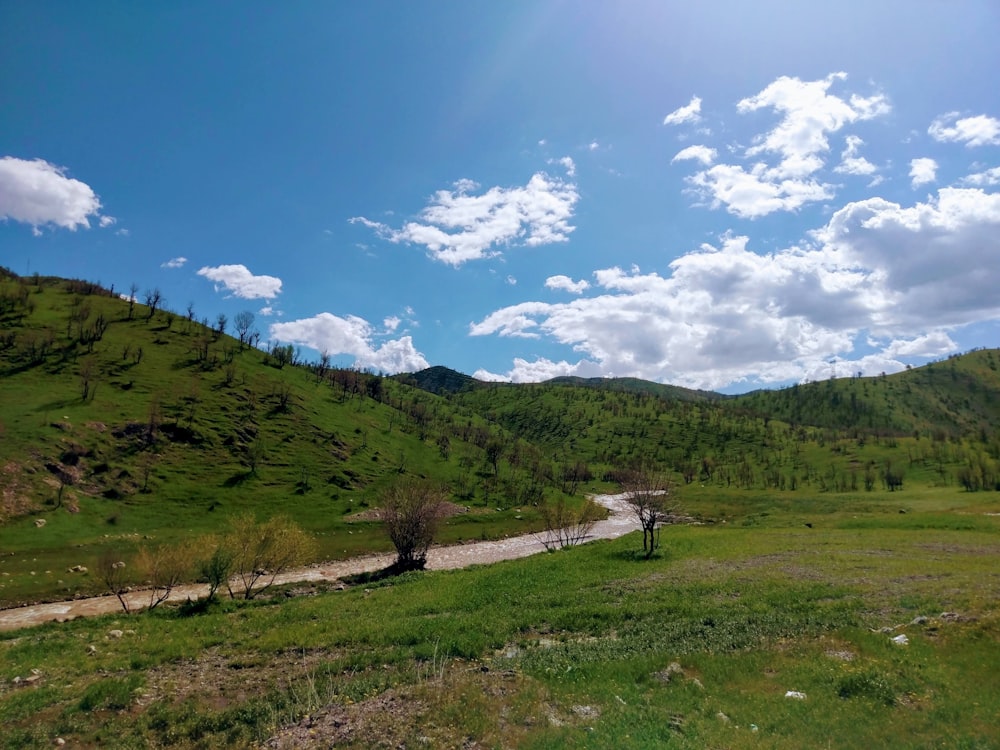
[2,1,999,392]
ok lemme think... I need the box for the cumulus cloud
[269,312,429,374]
[929,112,1000,147]
[0,156,110,233]
[671,145,717,166]
[351,171,579,266]
[959,165,1000,186]
[471,187,1000,389]
[834,135,878,176]
[681,73,890,218]
[161,257,187,269]
[545,275,591,294]
[197,264,283,300]
[663,96,702,126]
[909,158,938,188]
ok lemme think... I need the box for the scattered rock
[690,677,704,690]
[108,629,124,639]
[34,519,46,528]
[910,615,928,626]
[86,645,97,655]
[715,712,731,723]
[825,649,856,661]
[572,704,600,718]
[654,661,684,683]
[54,739,66,747]
[891,634,909,646]
[785,690,807,700]
[68,565,88,574]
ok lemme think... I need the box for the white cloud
[737,73,889,179]
[161,257,187,269]
[588,141,600,151]
[687,163,833,219]
[270,312,429,374]
[383,315,401,332]
[197,264,283,300]
[0,156,109,233]
[680,73,890,218]
[909,157,938,188]
[472,188,1000,390]
[351,171,579,267]
[663,96,702,126]
[671,145,717,166]
[929,112,1000,147]
[834,135,878,176]
[474,357,603,383]
[506,275,517,286]
[259,306,276,317]
[545,275,590,294]
[960,165,1000,186]
[548,156,576,177]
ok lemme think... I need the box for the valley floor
[0,494,640,631]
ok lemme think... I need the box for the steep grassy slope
[734,350,1000,437]
[0,274,573,605]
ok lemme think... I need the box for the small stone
[891,634,909,646]
[785,690,807,700]
[108,629,123,639]
[910,616,928,626]
[34,519,46,528]
[716,712,731,723]
[86,645,97,655]
[55,739,66,747]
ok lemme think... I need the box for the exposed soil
[0,494,640,632]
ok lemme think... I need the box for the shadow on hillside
[223,471,254,487]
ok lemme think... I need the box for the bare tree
[234,310,254,350]
[143,288,163,320]
[98,551,132,614]
[537,496,603,551]
[379,479,448,571]
[215,312,228,338]
[621,469,677,559]
[127,282,139,320]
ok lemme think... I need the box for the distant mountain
[544,376,722,402]
[393,366,481,395]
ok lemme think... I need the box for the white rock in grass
[784,690,807,700]
[891,634,909,646]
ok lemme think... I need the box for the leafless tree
[621,469,677,559]
[215,312,228,337]
[127,282,139,320]
[537,496,603,551]
[98,551,132,614]
[379,479,448,571]
[143,288,163,320]
[234,310,254,350]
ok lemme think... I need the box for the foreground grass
[2,498,998,749]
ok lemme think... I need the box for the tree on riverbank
[621,469,676,558]
[379,479,447,571]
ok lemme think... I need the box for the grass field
[1,488,997,748]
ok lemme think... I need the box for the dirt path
[0,494,639,632]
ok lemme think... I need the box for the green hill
[2,269,1000,608]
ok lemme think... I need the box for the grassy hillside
[2,269,1000,609]
[0,273,577,605]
